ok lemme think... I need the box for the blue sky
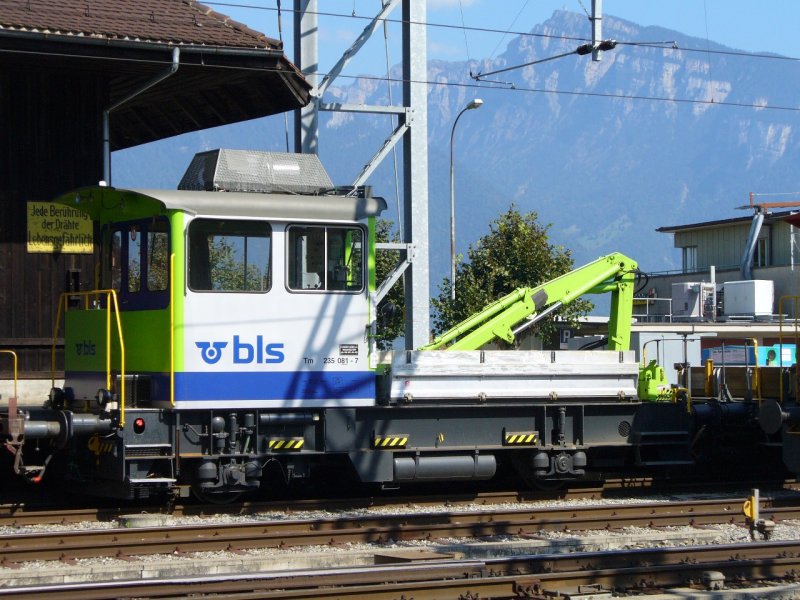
[205,1,800,75]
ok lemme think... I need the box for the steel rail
[0,490,533,527]
[2,477,797,527]
[1,497,799,565]
[3,540,800,599]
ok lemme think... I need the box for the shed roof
[0,0,283,48]
[0,0,282,49]
[656,210,799,234]
[0,0,311,149]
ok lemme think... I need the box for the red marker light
[134,418,146,434]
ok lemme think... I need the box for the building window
[754,237,769,267]
[682,246,697,272]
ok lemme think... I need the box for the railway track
[0,490,580,527]
[0,496,798,566]
[1,477,797,527]
[2,539,800,599]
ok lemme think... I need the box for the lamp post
[449,98,484,300]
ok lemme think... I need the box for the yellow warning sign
[27,202,93,254]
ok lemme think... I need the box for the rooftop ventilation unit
[671,282,716,321]
[722,280,774,319]
[178,149,334,195]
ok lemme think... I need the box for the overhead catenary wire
[381,0,403,242]
[275,0,291,153]
[37,0,797,66]
[473,47,584,80]
[702,0,716,103]
[457,0,473,68]
[204,1,800,64]
[4,44,800,115]
[484,0,531,66]
[472,39,617,80]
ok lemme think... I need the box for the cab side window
[128,225,141,293]
[188,219,271,293]
[110,230,122,292]
[287,225,363,292]
[102,218,170,309]
[147,220,170,292]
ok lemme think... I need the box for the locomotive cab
[34,151,388,499]
[61,191,384,411]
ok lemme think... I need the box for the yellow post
[106,291,112,392]
[748,338,761,404]
[108,290,126,427]
[704,359,714,397]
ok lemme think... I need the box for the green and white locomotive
[2,150,771,500]
[36,151,392,499]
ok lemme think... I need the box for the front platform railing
[51,290,127,426]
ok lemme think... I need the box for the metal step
[632,431,690,446]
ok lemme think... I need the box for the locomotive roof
[55,186,387,223]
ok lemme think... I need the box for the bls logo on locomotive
[195,341,227,364]
[196,336,285,365]
[75,340,96,356]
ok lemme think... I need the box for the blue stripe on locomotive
[65,370,375,402]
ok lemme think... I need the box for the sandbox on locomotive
[0,151,777,500]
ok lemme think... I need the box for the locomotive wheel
[512,452,565,491]
[191,485,245,505]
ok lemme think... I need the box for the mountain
[114,10,800,291]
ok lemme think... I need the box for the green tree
[374,219,405,350]
[431,206,592,348]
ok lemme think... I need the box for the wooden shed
[0,0,310,388]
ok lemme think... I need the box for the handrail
[707,337,762,403]
[170,253,175,407]
[0,349,17,400]
[51,290,126,427]
[778,296,800,403]
[746,337,761,405]
[631,297,673,323]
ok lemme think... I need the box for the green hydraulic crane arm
[422,252,638,352]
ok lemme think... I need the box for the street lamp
[450,98,484,300]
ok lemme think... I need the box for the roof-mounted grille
[178,149,334,195]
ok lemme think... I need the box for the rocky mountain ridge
[115,10,800,283]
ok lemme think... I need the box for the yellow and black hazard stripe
[373,434,409,449]
[503,431,538,446]
[268,438,304,451]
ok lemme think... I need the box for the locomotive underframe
[12,397,753,499]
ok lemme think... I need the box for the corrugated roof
[0,0,310,149]
[0,0,282,49]
[656,210,798,233]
